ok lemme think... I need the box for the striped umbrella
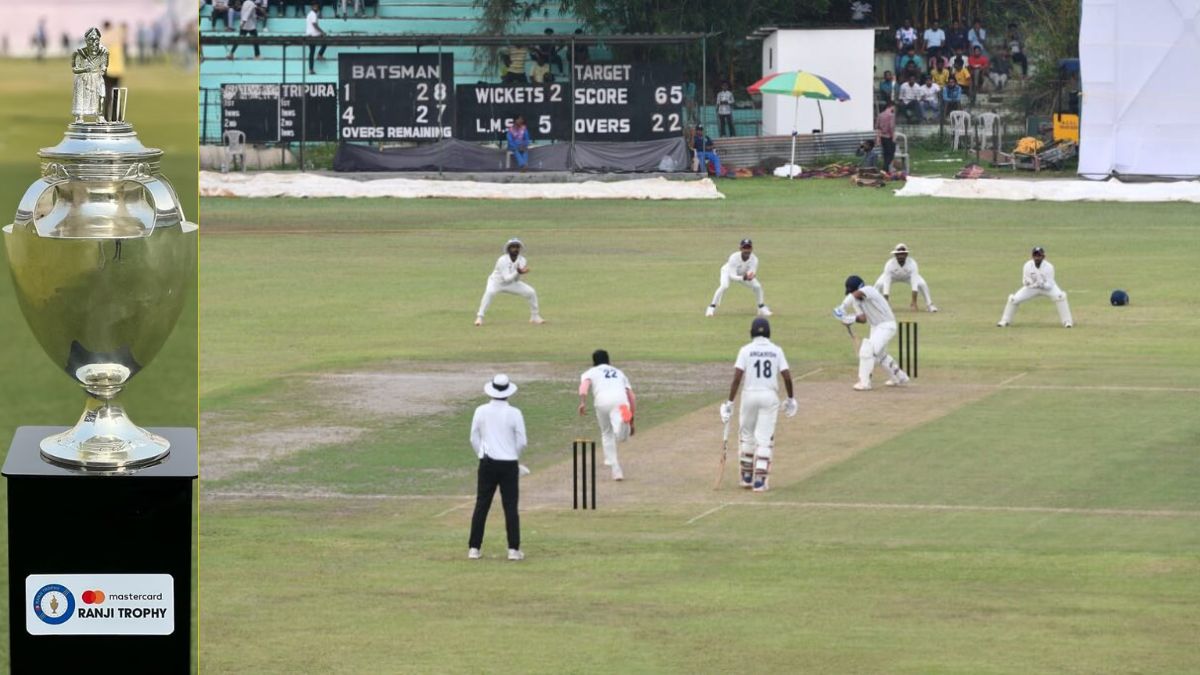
[747,70,851,177]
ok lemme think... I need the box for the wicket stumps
[572,439,597,510]
[898,321,918,377]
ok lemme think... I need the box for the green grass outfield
[0,59,197,666]
[200,181,1200,673]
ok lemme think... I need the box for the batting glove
[719,401,733,424]
[784,398,798,417]
[832,306,845,320]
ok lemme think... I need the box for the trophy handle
[127,176,186,232]
[13,178,64,225]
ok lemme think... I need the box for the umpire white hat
[891,243,909,254]
[484,374,518,399]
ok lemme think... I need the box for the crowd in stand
[879,17,1029,124]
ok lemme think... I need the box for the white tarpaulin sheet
[1079,0,1200,179]
[896,176,1200,202]
[199,172,725,200]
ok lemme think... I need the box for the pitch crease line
[997,372,1028,387]
[723,501,1200,518]
[686,503,729,525]
[795,367,824,380]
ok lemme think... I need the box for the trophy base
[38,399,170,471]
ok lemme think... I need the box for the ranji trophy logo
[3,28,197,471]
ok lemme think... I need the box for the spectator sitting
[530,52,552,83]
[895,18,918,53]
[897,46,925,78]
[968,19,988,55]
[989,50,1011,91]
[211,0,235,30]
[918,75,941,123]
[897,74,921,124]
[692,125,723,176]
[922,21,945,59]
[506,115,531,171]
[536,29,563,75]
[942,78,963,116]
[1007,22,1028,78]
[968,45,990,91]
[952,57,972,92]
[930,59,951,87]
[500,45,529,83]
[946,19,969,54]
[857,139,881,168]
[878,70,896,107]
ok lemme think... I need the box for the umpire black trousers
[468,456,520,550]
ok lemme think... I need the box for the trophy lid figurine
[3,28,197,471]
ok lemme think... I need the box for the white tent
[1079,0,1200,179]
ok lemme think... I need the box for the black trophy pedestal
[3,426,197,673]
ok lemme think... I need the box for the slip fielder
[475,238,544,326]
[706,238,772,318]
[997,246,1073,328]
[836,275,910,391]
[578,349,635,481]
[719,318,797,492]
[874,243,938,312]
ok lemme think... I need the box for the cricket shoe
[740,471,754,488]
[928,305,939,313]
[996,320,1009,327]
[705,305,716,317]
[752,477,769,492]
[507,549,525,561]
[530,316,545,325]
[853,382,872,391]
[468,548,482,560]
[611,465,624,481]
[885,372,911,387]
[758,305,772,317]
[1063,322,1073,328]
[474,317,483,326]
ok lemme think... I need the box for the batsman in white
[997,246,1073,328]
[578,349,636,481]
[475,238,544,326]
[719,318,797,492]
[836,275,910,391]
[706,238,772,318]
[874,243,938,312]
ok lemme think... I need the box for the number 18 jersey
[735,337,790,393]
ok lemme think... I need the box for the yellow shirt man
[954,67,971,88]
[931,67,950,87]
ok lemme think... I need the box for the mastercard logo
[80,590,106,605]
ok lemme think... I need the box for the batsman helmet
[844,275,865,294]
[739,238,753,249]
[750,317,771,339]
[504,238,524,253]
[1110,290,1129,306]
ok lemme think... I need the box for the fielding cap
[504,238,524,253]
[1110,290,1129,306]
[1032,246,1045,255]
[750,317,771,339]
[740,238,753,249]
[844,275,865,294]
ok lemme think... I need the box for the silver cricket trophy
[3,28,197,471]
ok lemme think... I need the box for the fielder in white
[475,238,544,326]
[997,246,1073,328]
[706,238,772,317]
[874,243,938,312]
[719,318,796,492]
[578,349,636,481]
[836,275,910,391]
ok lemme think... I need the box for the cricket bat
[713,418,730,489]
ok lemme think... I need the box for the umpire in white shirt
[468,374,527,561]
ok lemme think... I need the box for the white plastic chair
[948,110,972,150]
[976,112,1001,151]
[222,130,246,172]
[893,132,910,174]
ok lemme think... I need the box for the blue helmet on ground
[844,275,865,294]
[1110,290,1129,306]
[750,317,771,338]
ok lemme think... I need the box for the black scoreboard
[571,63,685,141]
[221,83,338,143]
[338,53,455,141]
[455,83,570,141]
[221,84,280,142]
